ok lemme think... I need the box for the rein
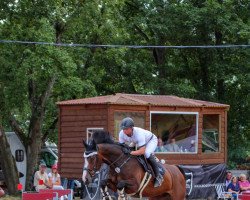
[102,147,132,174]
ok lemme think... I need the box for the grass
[1,195,21,200]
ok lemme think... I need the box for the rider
[119,117,163,187]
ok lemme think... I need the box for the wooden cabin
[57,93,229,179]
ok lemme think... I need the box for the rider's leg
[147,154,163,187]
[145,138,164,188]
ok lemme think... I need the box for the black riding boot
[148,155,163,187]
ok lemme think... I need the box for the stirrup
[154,175,163,188]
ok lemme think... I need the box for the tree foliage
[0,0,249,189]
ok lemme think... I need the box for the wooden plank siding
[58,103,228,179]
[58,105,108,179]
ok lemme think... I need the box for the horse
[82,130,186,200]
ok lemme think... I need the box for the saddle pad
[137,156,152,174]
[136,156,166,177]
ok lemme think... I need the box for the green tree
[0,0,93,189]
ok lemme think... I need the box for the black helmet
[120,117,134,130]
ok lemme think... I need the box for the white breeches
[145,137,158,158]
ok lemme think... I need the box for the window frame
[150,111,199,154]
[202,114,221,154]
[86,127,104,144]
[15,149,25,162]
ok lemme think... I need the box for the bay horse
[82,130,186,200]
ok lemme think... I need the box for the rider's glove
[122,147,131,155]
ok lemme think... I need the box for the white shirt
[33,171,49,191]
[119,127,155,147]
[48,172,60,184]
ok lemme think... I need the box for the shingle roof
[57,93,229,108]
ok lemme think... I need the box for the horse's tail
[177,165,186,180]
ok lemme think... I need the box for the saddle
[120,144,165,177]
[136,155,165,178]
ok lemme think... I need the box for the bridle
[83,151,101,200]
[83,147,132,175]
[83,151,99,176]
[83,145,132,200]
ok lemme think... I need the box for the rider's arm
[130,146,146,156]
[119,130,125,144]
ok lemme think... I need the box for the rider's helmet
[120,117,134,130]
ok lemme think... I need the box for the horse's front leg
[117,181,127,200]
[100,185,113,200]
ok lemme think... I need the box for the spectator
[0,186,5,197]
[165,138,180,152]
[239,174,250,193]
[227,176,240,200]
[33,162,51,191]
[48,164,67,200]
[226,171,232,188]
[155,137,165,152]
[188,140,196,152]
[48,164,62,188]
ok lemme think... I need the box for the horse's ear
[92,139,96,147]
[92,139,98,150]
[83,139,88,148]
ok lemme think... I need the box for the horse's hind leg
[149,193,171,200]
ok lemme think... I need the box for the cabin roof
[57,93,229,108]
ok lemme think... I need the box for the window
[202,114,220,153]
[86,128,104,144]
[114,112,145,141]
[151,112,198,154]
[15,149,24,162]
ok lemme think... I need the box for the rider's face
[123,127,133,137]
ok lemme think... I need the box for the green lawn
[1,195,21,200]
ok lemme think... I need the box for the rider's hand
[122,147,131,154]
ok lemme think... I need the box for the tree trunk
[25,114,43,190]
[25,19,62,190]
[153,40,167,95]
[0,124,19,195]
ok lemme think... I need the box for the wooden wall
[108,105,227,165]
[58,104,108,179]
[58,103,227,179]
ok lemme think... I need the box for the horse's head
[82,139,102,183]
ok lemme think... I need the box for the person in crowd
[33,162,51,191]
[0,186,5,198]
[155,137,165,152]
[227,176,240,199]
[239,173,250,193]
[48,164,68,200]
[165,138,180,152]
[119,117,163,187]
[48,164,62,188]
[225,171,232,188]
[188,140,196,152]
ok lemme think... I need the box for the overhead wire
[0,40,249,49]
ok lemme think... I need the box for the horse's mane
[92,130,130,149]
[92,130,115,144]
